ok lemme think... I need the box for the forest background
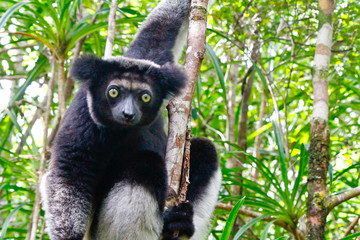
[0,0,359,239]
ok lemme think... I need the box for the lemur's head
[71,55,186,128]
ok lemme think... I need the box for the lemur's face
[106,76,154,125]
[102,73,162,126]
[72,56,186,128]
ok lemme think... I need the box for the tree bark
[104,0,119,58]
[251,91,266,181]
[225,60,242,195]
[166,0,210,203]
[306,1,335,239]
[57,59,66,119]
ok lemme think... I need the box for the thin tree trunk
[225,62,237,151]
[104,0,119,58]
[306,1,335,239]
[58,59,66,119]
[28,57,56,240]
[252,91,266,180]
[225,61,241,195]
[237,71,255,162]
[253,92,266,159]
[166,0,210,202]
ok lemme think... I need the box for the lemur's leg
[163,138,222,240]
[40,91,105,240]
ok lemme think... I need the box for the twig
[0,43,37,54]
[343,215,360,237]
[16,99,46,154]
[104,0,119,58]
[197,112,226,142]
[259,63,289,158]
[0,75,28,80]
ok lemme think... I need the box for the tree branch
[0,43,37,54]
[343,215,360,237]
[0,75,28,80]
[327,186,360,211]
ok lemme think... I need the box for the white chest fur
[93,182,163,240]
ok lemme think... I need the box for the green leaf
[6,31,59,59]
[340,232,360,240]
[5,109,39,155]
[208,28,268,90]
[0,202,29,240]
[0,1,29,29]
[247,123,272,140]
[260,219,277,240]
[272,119,289,199]
[291,144,308,203]
[0,156,37,179]
[233,214,273,240]
[4,54,47,110]
[206,43,227,103]
[220,197,245,240]
[276,237,290,240]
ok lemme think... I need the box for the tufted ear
[158,63,187,98]
[71,55,105,82]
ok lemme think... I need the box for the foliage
[1,0,360,239]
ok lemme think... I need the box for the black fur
[71,55,186,98]
[42,0,220,239]
[124,0,190,64]
[162,202,195,239]
[187,138,219,202]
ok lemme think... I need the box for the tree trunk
[104,0,119,58]
[166,0,210,202]
[58,59,66,119]
[306,1,335,239]
[225,60,241,195]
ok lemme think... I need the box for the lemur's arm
[162,138,222,240]
[124,0,190,65]
[41,90,103,240]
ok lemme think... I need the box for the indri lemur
[41,0,221,239]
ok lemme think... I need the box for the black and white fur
[41,0,221,239]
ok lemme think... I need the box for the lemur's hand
[162,202,195,240]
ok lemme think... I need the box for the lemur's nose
[122,111,135,121]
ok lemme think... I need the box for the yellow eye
[108,88,119,98]
[141,93,151,103]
